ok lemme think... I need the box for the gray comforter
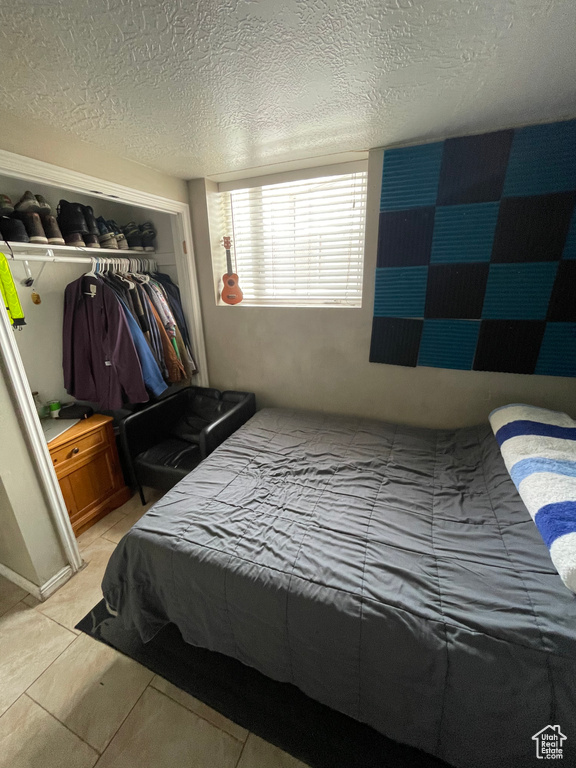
[102,408,576,767]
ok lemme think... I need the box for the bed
[102,408,576,768]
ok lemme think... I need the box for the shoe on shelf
[64,232,86,247]
[0,215,29,243]
[140,221,156,252]
[122,221,143,251]
[84,233,100,248]
[15,190,41,214]
[57,200,89,236]
[35,194,51,215]
[0,195,14,215]
[96,217,118,249]
[81,205,100,236]
[18,212,48,243]
[106,220,128,250]
[42,215,65,245]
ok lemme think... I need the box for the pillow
[489,403,576,594]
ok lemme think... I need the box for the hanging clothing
[174,321,196,379]
[143,281,179,357]
[0,253,25,327]
[103,273,169,382]
[147,281,174,330]
[148,302,186,383]
[127,279,150,336]
[147,279,198,372]
[63,275,149,410]
[154,272,192,351]
[134,281,167,377]
[116,296,168,398]
[149,279,188,363]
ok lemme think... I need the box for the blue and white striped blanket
[490,404,576,594]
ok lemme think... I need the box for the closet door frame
[0,147,208,579]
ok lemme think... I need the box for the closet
[0,149,207,592]
[4,180,205,402]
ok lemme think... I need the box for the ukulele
[221,236,243,305]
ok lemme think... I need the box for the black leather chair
[119,386,256,504]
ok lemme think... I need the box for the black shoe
[64,232,86,247]
[140,222,156,252]
[84,233,101,248]
[57,200,89,235]
[18,212,48,243]
[15,190,41,214]
[81,205,100,236]
[0,215,29,243]
[122,221,143,251]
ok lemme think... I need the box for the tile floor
[0,491,310,768]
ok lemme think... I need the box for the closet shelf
[2,241,161,258]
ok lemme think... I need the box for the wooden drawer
[61,452,116,524]
[50,429,106,471]
[47,414,132,537]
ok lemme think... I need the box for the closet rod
[7,252,157,268]
[8,252,96,265]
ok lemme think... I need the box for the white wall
[190,150,576,428]
[13,260,87,404]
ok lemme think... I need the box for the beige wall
[0,112,188,203]
[0,358,66,585]
[190,150,576,428]
[0,475,37,583]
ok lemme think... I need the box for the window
[217,164,368,307]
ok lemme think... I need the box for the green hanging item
[0,252,25,327]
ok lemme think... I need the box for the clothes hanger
[134,257,150,281]
[83,257,100,297]
[116,258,133,285]
[120,258,136,287]
[85,256,97,278]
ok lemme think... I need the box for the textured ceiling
[0,0,574,180]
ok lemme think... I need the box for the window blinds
[219,170,368,307]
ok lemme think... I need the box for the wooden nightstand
[47,414,131,537]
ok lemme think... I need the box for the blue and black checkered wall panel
[370,119,576,377]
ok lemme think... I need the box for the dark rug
[77,600,449,768]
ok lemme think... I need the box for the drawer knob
[71,447,80,455]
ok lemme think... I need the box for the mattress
[102,408,576,768]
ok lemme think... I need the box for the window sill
[215,301,362,309]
